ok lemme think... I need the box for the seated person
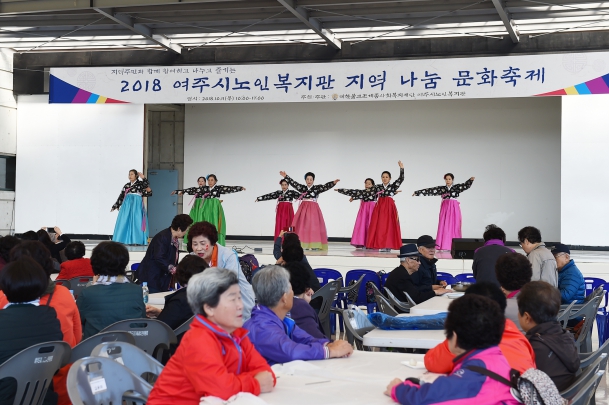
[244,265,353,365]
[411,235,447,292]
[0,257,63,405]
[472,224,514,286]
[280,244,321,292]
[495,253,532,333]
[385,294,518,405]
[57,241,94,280]
[424,282,535,374]
[551,244,585,305]
[283,261,325,339]
[148,268,275,403]
[517,281,580,391]
[385,244,450,306]
[146,254,209,329]
[0,235,20,272]
[76,241,146,338]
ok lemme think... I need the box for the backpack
[365,281,376,303]
[465,366,568,405]
[239,254,259,284]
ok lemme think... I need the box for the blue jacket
[558,260,585,304]
[213,245,256,321]
[243,305,329,365]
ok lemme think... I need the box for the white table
[260,351,427,405]
[409,296,452,316]
[148,291,173,309]
[362,328,446,349]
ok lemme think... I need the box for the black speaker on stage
[451,238,484,259]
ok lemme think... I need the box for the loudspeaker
[451,238,484,259]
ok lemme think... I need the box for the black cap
[551,243,570,255]
[416,235,437,248]
[398,244,422,258]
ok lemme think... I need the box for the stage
[80,239,609,280]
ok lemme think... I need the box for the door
[147,169,179,237]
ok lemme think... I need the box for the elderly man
[551,243,585,304]
[411,235,447,292]
[385,244,451,305]
[472,224,514,286]
[244,265,353,365]
[517,226,557,287]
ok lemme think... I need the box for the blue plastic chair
[314,268,343,287]
[345,269,381,313]
[131,263,140,270]
[595,283,609,345]
[437,272,457,285]
[455,273,476,283]
[584,277,606,298]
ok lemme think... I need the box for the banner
[49,52,609,104]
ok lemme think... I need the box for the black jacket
[526,321,580,391]
[138,228,178,293]
[157,288,193,330]
[385,264,436,305]
[472,245,513,286]
[410,257,437,292]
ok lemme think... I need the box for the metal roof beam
[93,7,182,53]
[276,0,341,49]
[491,0,520,43]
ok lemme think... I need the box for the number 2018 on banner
[120,79,162,92]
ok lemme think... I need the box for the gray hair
[187,267,238,316]
[251,265,291,308]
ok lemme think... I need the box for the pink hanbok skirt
[292,201,328,250]
[436,199,462,250]
[351,201,376,247]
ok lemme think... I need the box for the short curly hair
[483,224,506,243]
[282,245,304,263]
[187,221,218,248]
[65,241,86,260]
[445,294,504,351]
[518,226,542,244]
[495,253,532,291]
[171,214,194,233]
[283,261,310,295]
[10,241,54,277]
[0,235,21,263]
[176,254,209,286]
[90,241,129,277]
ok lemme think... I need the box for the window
[0,155,16,191]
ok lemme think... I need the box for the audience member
[76,241,146,338]
[281,243,321,292]
[283,261,325,339]
[517,226,557,287]
[244,265,353,365]
[148,268,275,403]
[385,244,450,306]
[146,254,209,329]
[37,227,71,266]
[56,241,93,280]
[424,282,535,374]
[517,281,580,391]
[495,253,532,333]
[188,221,255,321]
[385,294,518,405]
[0,235,20,272]
[472,225,514,286]
[0,258,63,405]
[19,230,38,241]
[551,243,585,305]
[411,235,446,292]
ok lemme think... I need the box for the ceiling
[0,0,608,53]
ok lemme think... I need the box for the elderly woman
[57,241,94,280]
[148,268,275,404]
[76,241,146,338]
[188,221,255,320]
[0,257,63,405]
[244,265,353,365]
[146,255,209,329]
[495,253,533,333]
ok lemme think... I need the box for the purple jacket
[289,297,326,340]
[392,346,519,405]
[243,305,329,365]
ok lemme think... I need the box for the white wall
[185,97,561,241]
[562,95,609,246]
[15,95,144,235]
[0,48,16,235]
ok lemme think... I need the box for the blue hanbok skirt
[112,193,149,245]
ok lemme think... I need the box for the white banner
[49,52,609,104]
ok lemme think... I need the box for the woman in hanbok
[172,176,208,243]
[111,169,152,245]
[200,174,245,246]
[413,173,475,250]
[255,179,300,239]
[335,178,377,248]
[366,161,404,251]
[279,171,339,250]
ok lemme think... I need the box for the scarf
[91,275,130,286]
[4,299,40,309]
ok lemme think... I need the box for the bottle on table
[142,282,149,304]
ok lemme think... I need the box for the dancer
[111,170,152,245]
[201,174,245,246]
[366,161,404,251]
[172,176,207,223]
[255,179,300,239]
[279,171,339,250]
[335,178,377,248]
[413,173,475,250]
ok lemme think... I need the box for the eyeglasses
[407,256,420,262]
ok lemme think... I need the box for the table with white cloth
[260,351,427,405]
[409,295,453,315]
[148,291,173,310]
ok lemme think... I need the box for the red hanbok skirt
[274,201,295,239]
[366,196,402,250]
